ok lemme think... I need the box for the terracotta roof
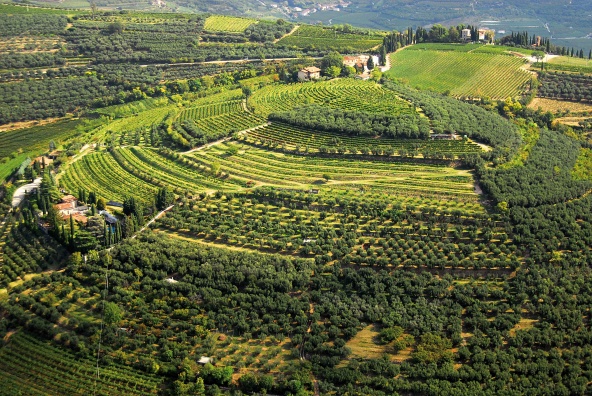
[61,195,77,204]
[301,66,321,73]
[62,213,88,224]
[56,203,74,211]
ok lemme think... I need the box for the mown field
[387,44,532,99]
[541,56,592,74]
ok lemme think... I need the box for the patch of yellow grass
[509,318,537,337]
[345,324,388,359]
[528,98,592,113]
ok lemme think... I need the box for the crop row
[113,147,239,193]
[59,151,158,204]
[388,50,531,99]
[278,25,382,51]
[0,332,161,395]
[243,122,482,155]
[0,119,80,159]
[157,193,518,268]
[203,15,257,32]
[192,142,477,200]
[248,79,414,117]
[178,100,244,121]
[0,219,68,287]
[193,112,266,137]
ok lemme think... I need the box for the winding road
[12,178,42,208]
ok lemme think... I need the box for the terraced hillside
[157,188,515,269]
[241,122,482,157]
[192,141,479,201]
[248,79,415,118]
[59,148,241,203]
[277,24,383,51]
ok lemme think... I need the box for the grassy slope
[386,44,531,99]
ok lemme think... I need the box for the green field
[0,331,162,395]
[277,25,383,51]
[0,119,81,180]
[192,141,479,200]
[156,188,515,268]
[241,122,483,158]
[542,55,592,74]
[248,79,415,118]
[387,45,532,99]
[203,15,257,32]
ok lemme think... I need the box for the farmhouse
[298,66,321,81]
[99,210,119,225]
[60,195,78,206]
[343,55,380,72]
[461,28,472,40]
[62,213,88,224]
[48,150,63,160]
[56,202,76,214]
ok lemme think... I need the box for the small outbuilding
[198,356,213,365]
[298,66,321,81]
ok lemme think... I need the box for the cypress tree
[69,214,75,240]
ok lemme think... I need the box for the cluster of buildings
[461,28,495,42]
[270,1,351,18]
[54,194,119,227]
[297,54,383,81]
[56,195,88,224]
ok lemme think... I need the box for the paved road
[139,57,321,68]
[12,178,42,208]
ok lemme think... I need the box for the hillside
[13,0,591,52]
[1,5,592,396]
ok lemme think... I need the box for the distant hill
[35,0,588,51]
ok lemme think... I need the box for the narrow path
[106,204,175,251]
[181,137,233,155]
[138,56,322,68]
[12,177,42,208]
[181,123,269,155]
[274,25,300,44]
[130,204,174,240]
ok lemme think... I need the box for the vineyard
[59,148,240,203]
[0,331,162,395]
[177,100,266,137]
[277,25,383,51]
[387,45,532,99]
[0,216,68,287]
[241,122,483,157]
[192,141,479,200]
[203,15,257,32]
[248,79,416,118]
[0,118,80,159]
[157,188,518,269]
